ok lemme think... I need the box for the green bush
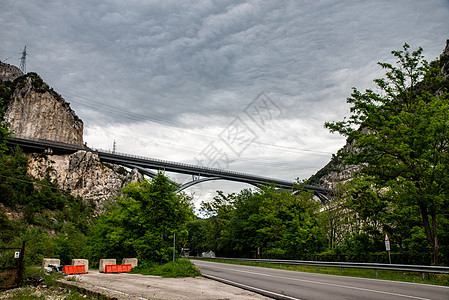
[133,259,201,278]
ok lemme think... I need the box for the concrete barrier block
[121,258,138,268]
[42,258,60,268]
[72,259,89,273]
[99,259,116,273]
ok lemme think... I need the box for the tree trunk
[418,203,436,265]
[431,209,439,266]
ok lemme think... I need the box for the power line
[63,90,334,157]
[3,48,337,159]
[0,174,62,191]
[85,122,333,176]
[0,50,21,62]
[63,90,188,129]
[1,55,15,62]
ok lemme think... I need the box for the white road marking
[205,274,302,300]
[195,261,435,300]
[195,260,449,289]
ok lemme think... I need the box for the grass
[132,259,201,278]
[0,285,88,300]
[202,259,449,287]
[0,266,100,299]
[0,287,47,300]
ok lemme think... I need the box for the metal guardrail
[191,257,449,275]
[6,136,84,152]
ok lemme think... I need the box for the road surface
[192,260,449,300]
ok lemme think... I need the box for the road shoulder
[59,270,270,299]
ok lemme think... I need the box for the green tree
[183,219,209,256]
[253,185,324,257]
[325,43,449,265]
[54,222,87,265]
[0,97,11,154]
[199,191,235,256]
[13,227,55,266]
[86,172,195,264]
[197,185,325,258]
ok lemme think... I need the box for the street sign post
[385,234,391,264]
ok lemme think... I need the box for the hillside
[0,63,142,208]
[309,40,449,190]
[0,61,146,267]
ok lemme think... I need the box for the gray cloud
[1,0,448,207]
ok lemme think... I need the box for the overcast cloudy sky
[1,0,448,209]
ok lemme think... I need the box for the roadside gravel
[59,270,270,299]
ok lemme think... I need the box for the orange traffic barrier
[105,265,118,273]
[63,265,73,275]
[63,265,85,275]
[75,265,85,274]
[104,264,132,273]
[121,264,132,272]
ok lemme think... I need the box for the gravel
[58,270,270,299]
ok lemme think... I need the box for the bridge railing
[9,135,285,183]
[8,136,332,194]
[8,135,84,151]
[190,257,449,276]
[93,147,298,187]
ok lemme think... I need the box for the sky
[1,0,448,210]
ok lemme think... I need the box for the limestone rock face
[308,141,361,190]
[0,62,143,208]
[3,74,84,146]
[0,61,23,82]
[27,150,143,209]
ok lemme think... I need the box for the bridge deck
[6,136,331,195]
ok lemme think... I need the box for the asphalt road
[192,260,449,300]
[61,270,269,299]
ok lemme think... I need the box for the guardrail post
[421,272,425,280]
[341,267,344,274]
[375,269,378,277]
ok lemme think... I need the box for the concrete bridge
[7,136,332,202]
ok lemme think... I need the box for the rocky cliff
[308,142,360,190]
[0,61,142,208]
[0,61,22,82]
[310,40,449,190]
[27,151,142,208]
[3,72,84,146]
